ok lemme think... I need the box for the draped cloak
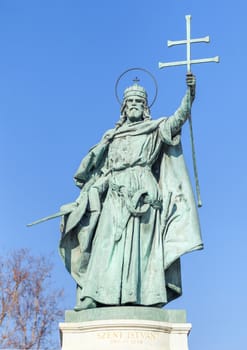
[59,117,203,307]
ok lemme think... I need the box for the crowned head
[116,83,150,125]
[123,83,148,102]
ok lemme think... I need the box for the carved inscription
[97,330,159,345]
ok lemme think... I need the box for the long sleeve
[166,89,192,136]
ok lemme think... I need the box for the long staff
[159,14,220,207]
[187,86,202,207]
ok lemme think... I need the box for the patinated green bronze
[58,73,203,311]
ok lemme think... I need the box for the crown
[123,83,148,101]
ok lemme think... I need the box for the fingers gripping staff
[158,14,220,207]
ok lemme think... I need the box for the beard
[126,108,143,122]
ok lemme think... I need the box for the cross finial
[158,14,220,72]
[133,76,140,84]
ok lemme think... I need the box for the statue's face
[125,96,145,123]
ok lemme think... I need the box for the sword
[26,200,79,227]
[26,208,73,227]
[27,172,97,229]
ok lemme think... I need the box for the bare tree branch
[0,249,64,349]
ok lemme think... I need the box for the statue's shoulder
[149,117,169,127]
[102,128,115,140]
[87,128,114,152]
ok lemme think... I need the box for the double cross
[159,14,219,72]
[158,15,220,207]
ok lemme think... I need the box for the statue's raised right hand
[186,73,196,101]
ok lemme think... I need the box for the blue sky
[0,1,246,349]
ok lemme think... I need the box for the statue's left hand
[60,202,78,213]
[186,73,196,101]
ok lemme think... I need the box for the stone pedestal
[59,307,191,350]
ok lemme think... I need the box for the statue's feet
[74,297,97,311]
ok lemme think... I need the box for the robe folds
[59,117,203,307]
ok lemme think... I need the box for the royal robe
[59,91,203,307]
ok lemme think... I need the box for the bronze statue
[58,73,203,311]
[28,14,221,313]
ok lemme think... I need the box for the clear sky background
[0,1,246,349]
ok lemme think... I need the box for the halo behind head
[115,67,158,108]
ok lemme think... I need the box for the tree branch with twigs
[0,249,64,350]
